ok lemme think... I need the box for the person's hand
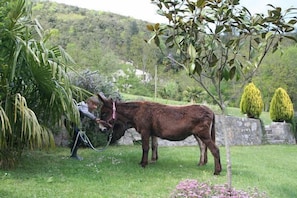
[96,118,107,132]
[95,118,101,124]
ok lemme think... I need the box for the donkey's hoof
[214,169,222,175]
[140,162,148,168]
[214,172,221,175]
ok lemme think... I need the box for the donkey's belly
[157,131,192,141]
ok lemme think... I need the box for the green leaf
[165,35,174,45]
[284,26,295,32]
[229,66,236,80]
[287,19,297,25]
[194,62,202,75]
[265,32,273,40]
[189,62,196,75]
[222,68,229,81]
[215,25,224,34]
[154,36,160,46]
[188,44,197,60]
[209,53,218,67]
[196,0,206,8]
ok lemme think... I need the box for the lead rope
[70,101,117,153]
[71,129,113,154]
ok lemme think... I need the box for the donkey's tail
[211,114,216,143]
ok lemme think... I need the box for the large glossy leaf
[196,0,206,8]
[194,61,202,75]
[188,43,197,60]
[215,25,224,34]
[209,53,218,67]
[229,66,236,80]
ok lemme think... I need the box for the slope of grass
[0,145,296,198]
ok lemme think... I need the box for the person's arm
[77,102,97,120]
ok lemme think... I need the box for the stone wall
[54,115,296,147]
[264,122,296,144]
[116,115,296,146]
[214,115,263,146]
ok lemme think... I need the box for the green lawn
[0,145,296,198]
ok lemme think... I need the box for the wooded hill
[32,1,297,110]
[32,1,162,74]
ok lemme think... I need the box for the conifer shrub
[269,87,294,122]
[240,82,264,118]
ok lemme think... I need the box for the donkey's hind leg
[194,135,208,166]
[199,137,222,175]
[151,136,158,163]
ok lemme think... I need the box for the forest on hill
[32,0,297,110]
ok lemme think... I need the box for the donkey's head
[97,92,114,125]
[97,92,129,143]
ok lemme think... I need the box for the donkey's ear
[97,92,107,102]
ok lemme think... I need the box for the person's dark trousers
[70,126,83,160]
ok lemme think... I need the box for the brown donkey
[98,93,222,175]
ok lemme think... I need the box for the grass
[0,145,296,198]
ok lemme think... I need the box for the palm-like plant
[0,0,82,168]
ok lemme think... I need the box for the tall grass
[0,145,296,198]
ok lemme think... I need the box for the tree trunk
[221,108,232,191]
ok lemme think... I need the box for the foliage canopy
[148,0,297,112]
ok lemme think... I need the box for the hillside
[31,1,297,110]
[32,0,196,101]
[32,0,163,74]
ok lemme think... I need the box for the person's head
[86,96,100,112]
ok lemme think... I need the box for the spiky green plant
[0,0,82,168]
[270,88,294,122]
[240,82,264,118]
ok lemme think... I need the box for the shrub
[270,87,294,122]
[159,80,182,101]
[182,86,207,103]
[240,82,264,118]
[171,179,268,198]
[69,69,121,100]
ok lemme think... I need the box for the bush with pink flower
[171,179,268,198]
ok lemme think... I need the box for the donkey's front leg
[140,133,150,167]
[151,136,158,163]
